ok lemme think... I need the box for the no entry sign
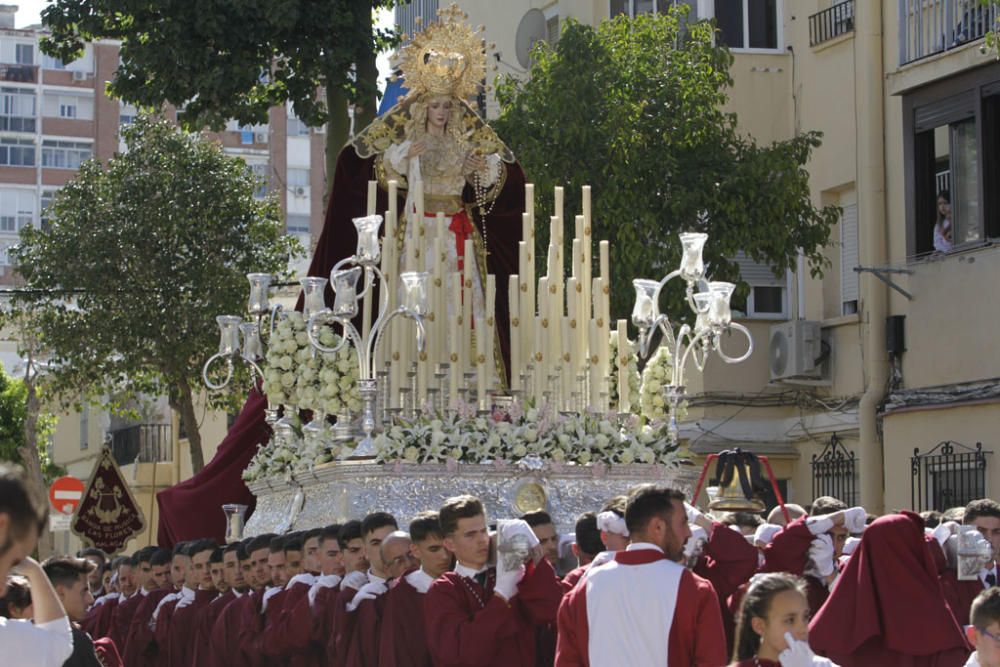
[49,476,86,515]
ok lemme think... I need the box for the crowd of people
[3,463,1000,667]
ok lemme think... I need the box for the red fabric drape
[155,389,269,547]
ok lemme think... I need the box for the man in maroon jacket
[193,541,248,666]
[424,495,563,667]
[207,533,275,667]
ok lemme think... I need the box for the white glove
[341,570,369,591]
[933,521,959,547]
[842,536,861,556]
[808,534,836,578]
[684,502,704,526]
[497,519,541,549]
[346,580,387,612]
[596,511,629,536]
[683,525,708,559]
[494,563,525,601]
[308,574,342,610]
[589,550,615,569]
[779,632,827,667]
[843,507,867,534]
[806,514,835,536]
[261,585,282,613]
[754,523,783,547]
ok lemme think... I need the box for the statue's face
[426,96,453,130]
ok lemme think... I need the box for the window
[59,101,76,118]
[734,251,788,319]
[287,214,311,235]
[708,0,781,51]
[0,138,35,167]
[546,15,560,45]
[248,162,269,199]
[840,203,859,315]
[0,244,11,267]
[905,71,1000,258]
[0,189,36,234]
[40,189,58,231]
[15,43,34,66]
[611,0,661,17]
[42,140,92,169]
[287,116,310,136]
[42,54,66,70]
[287,167,310,194]
[0,87,36,132]
[240,126,254,145]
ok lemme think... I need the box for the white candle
[567,277,584,379]
[508,275,521,393]
[582,186,591,228]
[475,316,487,410]
[588,319,602,410]
[463,239,475,377]
[593,277,610,411]
[432,236,444,366]
[525,183,535,219]
[388,180,398,224]
[366,180,377,217]
[485,274,496,393]
[561,317,573,410]
[550,216,562,279]
[617,319,630,414]
[450,273,463,408]
[554,186,564,227]
[599,240,610,281]
[522,212,533,248]
[534,316,546,402]
[571,237,582,282]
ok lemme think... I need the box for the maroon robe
[122,588,174,666]
[560,565,588,594]
[236,587,273,667]
[810,512,970,667]
[193,589,237,667]
[379,575,432,667]
[209,590,259,667]
[952,577,987,627]
[82,592,119,640]
[277,581,341,667]
[424,558,563,667]
[693,521,759,652]
[554,549,727,667]
[94,635,124,667]
[110,590,145,654]
[327,583,366,667]
[169,588,217,667]
[152,593,184,667]
[345,591,390,667]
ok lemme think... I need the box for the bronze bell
[707,448,767,513]
[708,463,766,513]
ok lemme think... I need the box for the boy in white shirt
[967,587,1000,667]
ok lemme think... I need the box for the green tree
[494,9,840,319]
[12,116,299,474]
[40,0,399,193]
[0,353,59,480]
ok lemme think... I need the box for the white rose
[403,446,420,462]
[557,434,571,447]
[323,399,342,414]
[526,408,539,422]
[512,443,527,457]
[448,447,463,460]
[578,451,592,464]
[620,450,635,465]
[551,449,566,462]
[522,428,538,443]
[431,429,446,447]
[281,372,296,388]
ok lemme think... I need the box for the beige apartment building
[454,0,1000,514]
[0,3,327,552]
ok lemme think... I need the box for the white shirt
[453,562,489,581]
[405,568,436,594]
[0,616,74,667]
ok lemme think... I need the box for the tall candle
[567,277,584,379]
[463,238,475,376]
[432,236,444,366]
[554,186,564,228]
[525,183,534,219]
[508,275,521,393]
[582,185,591,229]
[485,274,496,393]
[475,316,487,410]
[617,319,630,414]
[550,216,563,278]
[571,238,582,283]
[366,180,377,217]
[378,209,395,369]
[533,316,546,402]
[415,184,425,260]
[361,181,377,342]
[388,180,398,220]
[599,240,610,281]
[589,319,602,410]
[561,317,573,410]
[450,273,464,408]
[548,277,563,377]
[593,277,610,411]
[522,212,532,248]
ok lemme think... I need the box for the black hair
[338,520,363,549]
[246,533,276,555]
[283,536,304,554]
[972,586,1000,629]
[304,527,324,543]
[223,541,248,561]
[574,512,603,558]
[189,539,217,559]
[133,546,159,566]
[732,573,809,662]
[0,465,47,553]
[209,547,225,564]
[268,536,285,553]
[360,512,398,538]
[810,496,847,517]
[0,575,31,617]
[409,511,443,543]
[321,524,343,545]
[966,499,1000,525]
[78,547,108,565]
[150,548,172,568]
[624,485,686,536]
[42,555,95,589]
[520,510,554,528]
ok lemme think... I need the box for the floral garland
[260,312,361,416]
[609,330,640,413]
[638,344,688,423]
[373,402,683,468]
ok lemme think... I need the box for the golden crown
[395,4,492,100]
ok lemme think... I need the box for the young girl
[731,572,837,666]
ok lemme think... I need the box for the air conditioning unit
[254,131,268,144]
[293,186,307,197]
[72,71,88,81]
[769,320,822,381]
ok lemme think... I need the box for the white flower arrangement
[259,312,362,416]
[609,329,640,413]
[638,344,689,425]
[372,402,683,467]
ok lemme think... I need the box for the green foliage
[494,9,840,320]
[39,0,399,131]
[12,115,299,455]
[0,364,60,481]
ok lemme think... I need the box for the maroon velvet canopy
[155,388,269,548]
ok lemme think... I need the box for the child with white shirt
[966,587,1000,667]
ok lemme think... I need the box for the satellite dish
[515,9,547,69]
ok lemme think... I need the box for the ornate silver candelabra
[632,231,754,445]
[304,214,429,457]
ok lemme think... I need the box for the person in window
[934,190,953,253]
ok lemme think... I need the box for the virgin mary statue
[305,5,525,387]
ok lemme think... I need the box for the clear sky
[14,3,396,92]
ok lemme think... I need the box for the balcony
[809,1,855,47]
[0,64,38,84]
[109,423,173,466]
[900,0,999,65]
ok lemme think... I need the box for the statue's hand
[406,140,428,159]
[463,151,487,175]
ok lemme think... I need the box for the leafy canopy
[40,0,398,131]
[12,116,298,457]
[0,363,59,480]
[494,8,839,318]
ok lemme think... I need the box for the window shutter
[840,204,859,305]
[914,91,976,132]
[734,251,784,287]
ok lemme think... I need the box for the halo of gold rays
[394,4,490,100]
